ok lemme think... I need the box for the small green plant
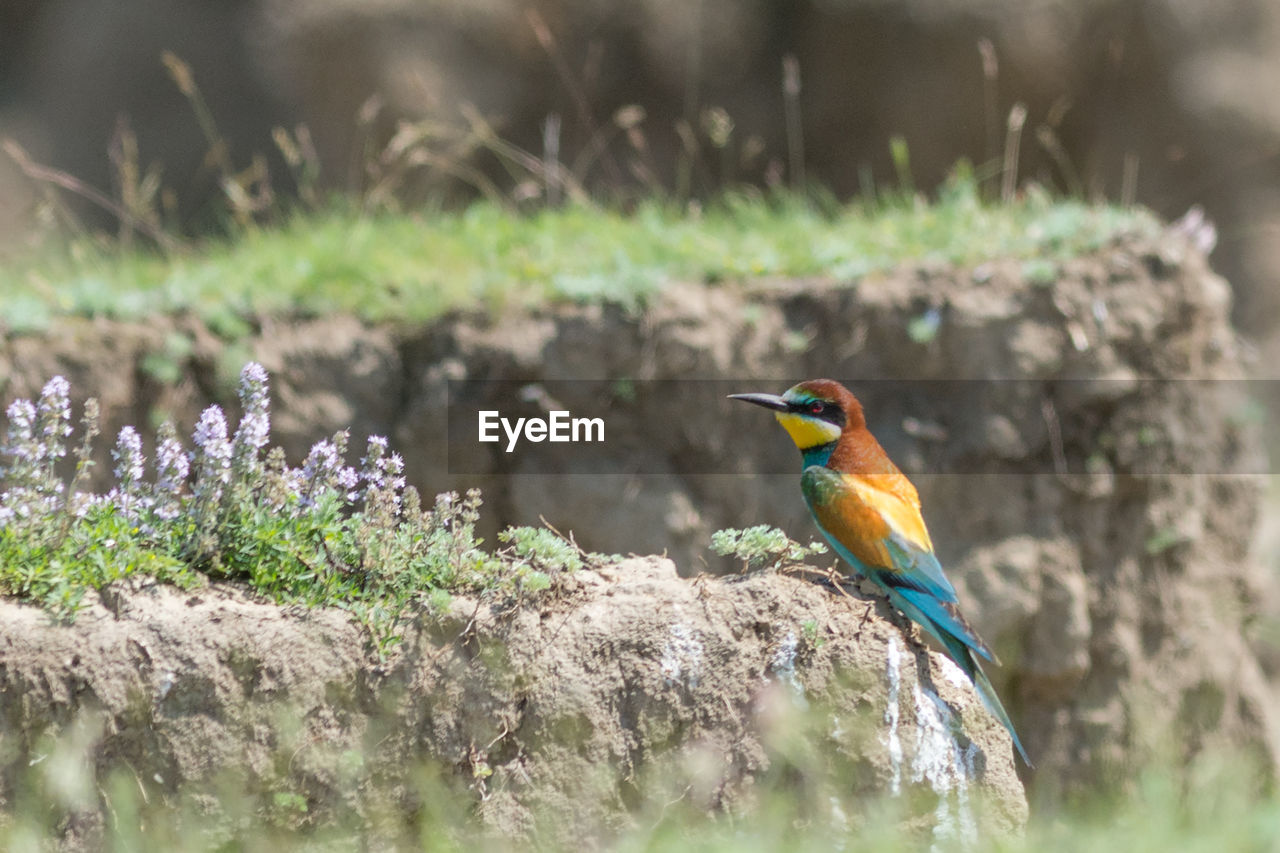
[269,790,309,819]
[1144,526,1185,556]
[710,525,827,571]
[800,618,825,649]
[498,526,583,573]
[1021,257,1058,286]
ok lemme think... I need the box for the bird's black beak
[728,392,790,412]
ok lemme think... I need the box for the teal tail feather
[940,633,1033,768]
[883,583,1033,767]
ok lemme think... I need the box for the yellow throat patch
[775,411,842,450]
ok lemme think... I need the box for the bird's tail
[880,583,1032,766]
[940,633,1033,768]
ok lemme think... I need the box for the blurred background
[2,0,1279,343]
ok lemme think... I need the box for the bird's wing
[801,466,949,595]
[801,465,997,664]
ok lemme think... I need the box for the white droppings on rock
[912,682,979,851]
[768,630,807,707]
[934,653,972,691]
[957,742,979,846]
[828,794,849,850]
[156,670,176,701]
[660,615,704,688]
[883,635,903,796]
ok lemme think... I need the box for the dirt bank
[0,559,1027,847]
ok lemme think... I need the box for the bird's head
[729,379,864,457]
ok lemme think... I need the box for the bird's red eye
[809,401,825,415]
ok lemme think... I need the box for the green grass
[0,178,1158,332]
[1,711,1275,852]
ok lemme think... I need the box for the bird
[730,379,1031,766]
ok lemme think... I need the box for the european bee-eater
[731,379,1031,766]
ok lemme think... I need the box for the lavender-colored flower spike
[111,426,146,518]
[336,464,359,501]
[360,435,405,516]
[192,405,232,503]
[113,426,146,487]
[384,452,406,491]
[302,439,340,484]
[232,362,271,461]
[5,398,36,435]
[36,376,73,463]
[3,390,64,520]
[3,398,39,489]
[361,436,390,490]
[154,429,189,520]
[4,399,36,451]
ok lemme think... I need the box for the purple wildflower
[382,451,406,492]
[300,438,358,506]
[3,398,37,473]
[302,439,340,485]
[5,398,36,435]
[232,362,271,466]
[36,377,72,457]
[361,435,389,489]
[154,431,189,520]
[336,465,359,495]
[3,399,36,450]
[108,426,147,520]
[360,435,405,518]
[192,405,232,503]
[112,426,145,487]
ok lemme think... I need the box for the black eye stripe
[789,400,846,427]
